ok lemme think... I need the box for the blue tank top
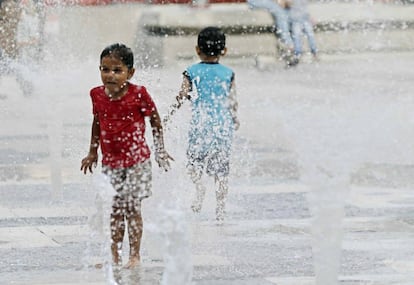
[185,62,235,156]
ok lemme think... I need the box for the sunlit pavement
[1,49,414,285]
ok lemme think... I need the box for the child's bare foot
[124,256,140,269]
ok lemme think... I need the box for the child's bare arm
[229,80,240,130]
[163,76,191,125]
[177,75,191,106]
[150,110,174,171]
[81,115,100,174]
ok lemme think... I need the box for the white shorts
[102,160,152,214]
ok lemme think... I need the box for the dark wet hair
[100,43,134,69]
[197,27,226,56]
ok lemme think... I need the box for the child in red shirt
[81,43,173,269]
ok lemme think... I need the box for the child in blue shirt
[166,27,239,221]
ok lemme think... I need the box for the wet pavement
[1,48,414,285]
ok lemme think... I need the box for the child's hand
[155,149,174,172]
[80,153,98,174]
[233,118,240,131]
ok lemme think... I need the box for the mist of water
[88,174,117,283]
[2,1,414,284]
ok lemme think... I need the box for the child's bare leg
[189,168,206,213]
[215,176,228,221]
[111,210,125,266]
[124,211,143,269]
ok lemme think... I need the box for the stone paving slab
[0,226,60,249]
[1,181,414,283]
[3,206,92,218]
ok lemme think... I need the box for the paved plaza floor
[1,51,414,285]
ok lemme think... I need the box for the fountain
[276,62,414,284]
[2,1,414,284]
[281,105,363,285]
[89,173,118,284]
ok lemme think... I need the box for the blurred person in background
[287,0,318,62]
[0,0,21,59]
[247,0,298,67]
[0,0,34,98]
[17,0,41,62]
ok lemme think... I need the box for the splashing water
[147,204,193,285]
[89,173,118,284]
[2,1,414,284]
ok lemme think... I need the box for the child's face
[99,55,134,97]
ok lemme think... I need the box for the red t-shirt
[90,83,156,168]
